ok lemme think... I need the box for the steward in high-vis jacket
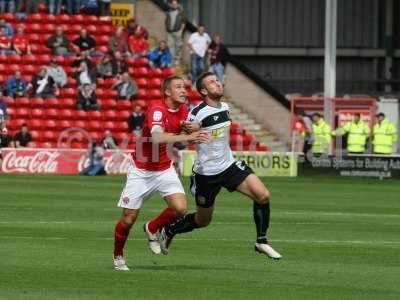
[311,113,332,155]
[373,113,397,155]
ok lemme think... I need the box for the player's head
[163,76,187,104]
[196,72,223,101]
[354,113,361,123]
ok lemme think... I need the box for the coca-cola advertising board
[0,148,133,174]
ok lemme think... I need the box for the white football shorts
[117,161,185,210]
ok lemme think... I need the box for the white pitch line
[0,236,399,246]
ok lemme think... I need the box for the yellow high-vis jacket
[334,121,370,153]
[373,119,397,154]
[312,119,332,154]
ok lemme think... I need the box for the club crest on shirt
[122,197,130,205]
[153,111,163,121]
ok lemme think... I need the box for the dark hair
[376,112,385,118]
[162,76,184,93]
[195,72,215,96]
[312,112,322,118]
[354,113,361,117]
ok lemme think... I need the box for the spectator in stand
[99,0,111,16]
[75,61,96,90]
[208,35,229,85]
[46,26,72,56]
[6,70,29,98]
[77,83,99,111]
[31,68,59,99]
[0,0,15,13]
[128,26,149,58]
[165,0,186,66]
[82,0,99,15]
[112,72,137,101]
[66,0,81,15]
[80,141,106,176]
[148,40,172,69]
[71,50,94,69]
[128,104,145,136]
[0,27,12,55]
[0,19,13,37]
[102,130,118,149]
[108,27,129,56]
[188,25,211,82]
[46,59,67,88]
[0,93,7,117]
[21,0,39,14]
[125,18,149,39]
[48,0,62,15]
[14,123,32,148]
[96,54,114,79]
[73,28,95,54]
[111,51,128,78]
[12,25,31,55]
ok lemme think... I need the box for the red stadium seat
[8,119,25,130]
[134,57,149,67]
[9,55,22,64]
[59,98,75,109]
[163,67,176,78]
[97,35,109,45]
[43,24,56,34]
[83,15,98,25]
[16,108,29,118]
[73,120,86,129]
[115,122,129,132]
[148,89,163,100]
[21,65,36,75]
[56,14,71,24]
[115,132,129,143]
[88,121,101,131]
[136,78,148,88]
[72,110,87,120]
[30,98,45,109]
[44,98,59,109]
[57,120,72,130]
[99,25,113,35]
[43,131,57,142]
[148,78,162,89]
[136,89,148,99]
[116,110,130,121]
[28,119,43,130]
[150,68,163,78]
[103,121,115,130]
[87,111,102,120]
[29,130,41,142]
[14,97,30,108]
[103,110,117,121]
[135,67,149,78]
[71,15,84,24]
[101,99,117,109]
[44,120,56,130]
[26,13,43,23]
[57,109,73,120]
[117,100,131,111]
[44,109,58,119]
[31,108,44,119]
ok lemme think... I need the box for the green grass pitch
[0,174,399,300]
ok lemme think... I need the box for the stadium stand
[1,8,266,151]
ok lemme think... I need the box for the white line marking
[0,236,399,246]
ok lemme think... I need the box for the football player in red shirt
[113,76,208,271]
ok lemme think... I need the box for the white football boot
[157,227,173,255]
[143,222,161,255]
[113,255,130,271]
[255,243,282,260]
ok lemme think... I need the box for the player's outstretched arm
[181,121,201,133]
[152,131,209,144]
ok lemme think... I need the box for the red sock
[148,207,178,234]
[113,220,131,257]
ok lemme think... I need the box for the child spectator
[77,83,99,111]
[112,72,137,101]
[46,26,72,56]
[46,59,67,88]
[128,26,149,58]
[14,123,32,148]
[7,70,29,98]
[148,40,172,69]
[12,25,31,55]
[31,68,59,99]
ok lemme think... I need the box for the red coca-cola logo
[2,150,60,173]
[77,151,131,174]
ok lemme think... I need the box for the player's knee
[122,211,138,226]
[256,190,270,205]
[174,206,187,217]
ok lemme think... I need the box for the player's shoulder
[147,100,167,113]
[190,101,208,117]
[220,101,229,111]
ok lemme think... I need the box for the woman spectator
[77,83,99,111]
[31,68,59,99]
[96,54,114,79]
[12,25,31,55]
[148,40,172,69]
[128,26,149,58]
[112,72,137,101]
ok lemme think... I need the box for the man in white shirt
[188,25,211,82]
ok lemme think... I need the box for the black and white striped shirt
[188,101,234,175]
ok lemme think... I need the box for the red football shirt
[133,100,188,171]
[13,36,29,52]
